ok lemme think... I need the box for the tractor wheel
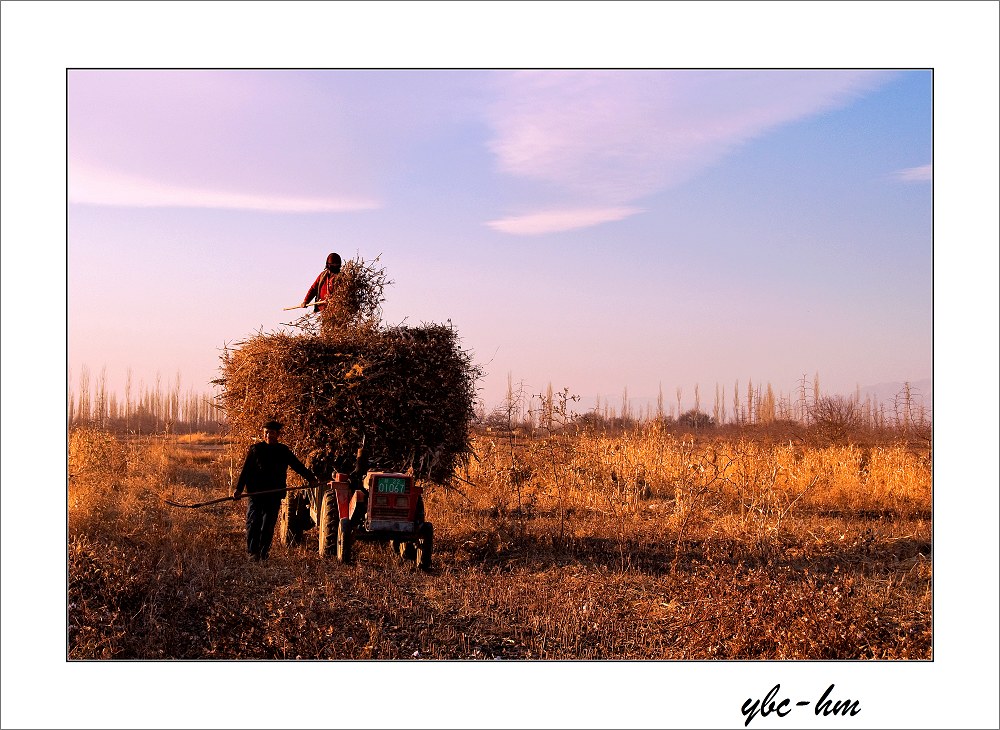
[318,491,338,557]
[279,495,304,546]
[416,522,433,570]
[337,518,353,563]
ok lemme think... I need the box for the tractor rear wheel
[416,522,433,570]
[337,518,353,563]
[318,491,338,557]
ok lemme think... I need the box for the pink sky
[65,68,934,417]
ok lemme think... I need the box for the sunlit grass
[67,424,931,659]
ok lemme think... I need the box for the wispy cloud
[486,206,643,235]
[486,70,892,232]
[68,71,391,212]
[893,164,932,182]
[69,161,380,213]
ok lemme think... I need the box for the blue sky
[67,68,932,414]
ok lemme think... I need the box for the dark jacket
[235,442,315,500]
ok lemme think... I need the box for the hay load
[217,257,480,484]
[314,257,389,337]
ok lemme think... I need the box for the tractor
[278,448,433,569]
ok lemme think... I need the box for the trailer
[279,463,433,569]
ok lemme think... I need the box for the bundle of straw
[317,257,389,336]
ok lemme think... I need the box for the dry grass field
[67,422,931,660]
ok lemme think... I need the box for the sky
[3,3,999,730]
[67,67,933,415]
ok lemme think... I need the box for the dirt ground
[67,429,932,660]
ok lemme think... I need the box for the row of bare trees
[480,373,931,438]
[67,366,226,434]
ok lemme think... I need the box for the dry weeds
[67,424,931,660]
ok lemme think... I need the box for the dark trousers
[246,497,282,559]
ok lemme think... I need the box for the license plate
[376,477,408,494]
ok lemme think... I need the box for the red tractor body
[362,471,422,533]
[282,467,433,569]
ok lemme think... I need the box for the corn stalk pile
[318,257,389,337]
[216,258,481,484]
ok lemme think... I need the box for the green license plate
[377,477,407,494]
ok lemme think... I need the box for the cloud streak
[69,161,380,213]
[486,206,643,235]
[67,71,898,227]
[893,164,932,182]
[68,70,392,211]
[486,70,892,231]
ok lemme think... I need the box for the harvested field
[67,424,932,661]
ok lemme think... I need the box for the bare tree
[797,373,810,424]
[485,373,531,512]
[810,395,863,442]
[733,379,741,425]
[96,366,108,429]
[78,365,91,425]
[124,367,133,432]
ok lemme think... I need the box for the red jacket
[304,270,339,311]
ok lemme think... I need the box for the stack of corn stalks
[216,257,480,484]
[318,257,389,337]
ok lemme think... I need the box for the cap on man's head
[326,252,341,269]
[263,420,283,431]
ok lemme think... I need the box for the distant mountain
[859,378,933,413]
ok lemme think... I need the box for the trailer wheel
[337,518,353,563]
[318,491,338,556]
[279,495,304,546]
[416,522,433,570]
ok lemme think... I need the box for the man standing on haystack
[302,252,341,312]
[233,420,318,561]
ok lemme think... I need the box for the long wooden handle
[163,483,322,509]
[283,300,327,311]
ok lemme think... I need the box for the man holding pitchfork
[233,420,318,561]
